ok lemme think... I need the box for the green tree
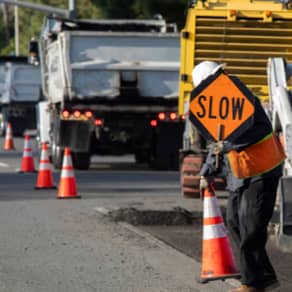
[0,0,102,55]
[94,0,188,27]
[0,0,188,55]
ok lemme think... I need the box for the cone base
[3,147,15,151]
[3,141,15,151]
[198,273,241,284]
[35,186,57,190]
[57,195,81,199]
[18,170,37,173]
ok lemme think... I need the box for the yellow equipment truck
[179,0,292,197]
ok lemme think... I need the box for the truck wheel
[51,143,63,169]
[72,152,90,170]
[180,154,203,198]
[0,113,6,137]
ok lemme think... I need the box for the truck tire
[0,112,7,137]
[180,154,203,198]
[51,143,63,169]
[72,152,90,170]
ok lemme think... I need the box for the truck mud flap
[59,120,91,152]
[151,121,184,170]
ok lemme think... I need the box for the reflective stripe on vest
[227,132,286,179]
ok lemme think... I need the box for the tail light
[150,119,157,127]
[157,112,179,122]
[169,112,177,120]
[85,111,93,119]
[95,118,103,126]
[158,112,166,120]
[73,110,81,118]
[62,110,70,119]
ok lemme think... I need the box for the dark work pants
[226,176,280,289]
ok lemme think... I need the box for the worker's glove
[213,140,233,154]
[199,176,209,200]
[199,144,217,176]
[199,142,225,177]
[199,176,208,191]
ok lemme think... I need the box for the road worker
[192,61,285,292]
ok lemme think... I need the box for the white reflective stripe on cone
[61,169,74,178]
[203,196,222,218]
[39,162,52,171]
[23,150,33,157]
[40,151,49,161]
[63,155,73,167]
[24,142,31,149]
[203,223,227,240]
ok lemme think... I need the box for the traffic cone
[19,134,36,173]
[199,181,240,283]
[35,142,56,189]
[3,122,15,151]
[57,147,81,199]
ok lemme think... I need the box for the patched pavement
[100,197,292,292]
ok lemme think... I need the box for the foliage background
[0,0,189,55]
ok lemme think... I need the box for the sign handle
[215,124,224,169]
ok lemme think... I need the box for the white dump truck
[38,16,184,170]
[0,57,41,136]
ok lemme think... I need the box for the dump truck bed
[41,18,180,103]
[1,63,41,104]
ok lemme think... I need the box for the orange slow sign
[189,72,255,142]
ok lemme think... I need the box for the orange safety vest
[227,132,286,179]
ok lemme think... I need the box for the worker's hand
[212,140,232,154]
[199,176,209,200]
[199,176,208,191]
[199,161,215,177]
[199,142,226,177]
[213,141,223,155]
[199,144,217,176]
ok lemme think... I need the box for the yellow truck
[179,0,292,197]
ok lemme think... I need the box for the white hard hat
[192,61,224,87]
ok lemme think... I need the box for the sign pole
[215,124,224,170]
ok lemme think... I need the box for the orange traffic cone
[19,134,36,173]
[35,142,56,189]
[200,181,240,283]
[3,122,15,151]
[57,147,81,199]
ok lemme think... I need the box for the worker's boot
[227,285,265,292]
[264,276,280,291]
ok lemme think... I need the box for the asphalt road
[0,137,238,292]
